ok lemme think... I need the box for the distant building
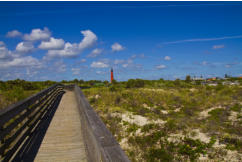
[111,68,114,83]
[207,77,217,81]
[192,76,205,81]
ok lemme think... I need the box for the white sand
[228,111,240,123]
[199,106,223,119]
[174,108,181,112]
[113,112,166,126]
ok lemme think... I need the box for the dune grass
[83,82,242,161]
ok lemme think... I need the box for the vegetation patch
[1,78,241,161]
[83,78,242,161]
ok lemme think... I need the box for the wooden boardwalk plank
[34,90,87,162]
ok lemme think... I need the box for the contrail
[161,35,242,45]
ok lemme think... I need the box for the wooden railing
[0,84,64,162]
[74,85,130,162]
[0,84,130,162]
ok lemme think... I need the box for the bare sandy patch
[167,132,184,143]
[225,150,242,162]
[198,154,209,161]
[191,129,210,143]
[113,112,166,126]
[120,138,129,150]
[199,106,224,119]
[174,108,181,112]
[95,94,100,99]
[141,88,166,92]
[190,88,197,92]
[142,103,151,110]
[161,110,168,114]
[229,111,240,123]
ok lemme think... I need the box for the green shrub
[165,119,177,132]
[89,97,96,104]
[82,79,242,161]
[5,86,24,102]
[141,123,157,133]
[178,137,215,161]
[220,137,242,151]
[182,107,195,116]
[208,108,229,122]
[230,104,241,112]
[109,85,117,92]
[185,75,191,82]
[127,123,139,135]
[126,79,145,88]
[145,147,173,162]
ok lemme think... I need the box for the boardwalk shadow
[12,91,65,162]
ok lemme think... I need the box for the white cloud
[140,54,145,58]
[87,48,102,57]
[46,29,97,58]
[16,42,34,53]
[6,30,22,38]
[47,42,79,58]
[79,30,97,50]
[91,61,109,68]
[111,43,124,52]
[0,41,12,59]
[114,59,125,64]
[122,64,128,68]
[156,64,166,69]
[24,27,51,41]
[202,61,208,65]
[164,56,171,60]
[0,56,41,68]
[131,55,136,59]
[127,59,133,64]
[72,68,81,75]
[114,58,134,68]
[96,71,105,75]
[225,64,231,68]
[0,55,43,81]
[26,68,38,77]
[44,60,67,75]
[38,37,65,50]
[122,60,133,68]
[212,45,224,49]
[54,61,66,72]
[80,59,86,62]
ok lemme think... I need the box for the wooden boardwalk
[34,90,87,162]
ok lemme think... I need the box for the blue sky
[0,2,242,81]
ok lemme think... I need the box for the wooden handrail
[0,84,130,161]
[74,85,130,162]
[0,84,64,162]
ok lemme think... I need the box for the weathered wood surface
[1,84,130,162]
[74,85,130,162]
[34,90,87,162]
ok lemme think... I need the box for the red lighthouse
[111,68,114,83]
